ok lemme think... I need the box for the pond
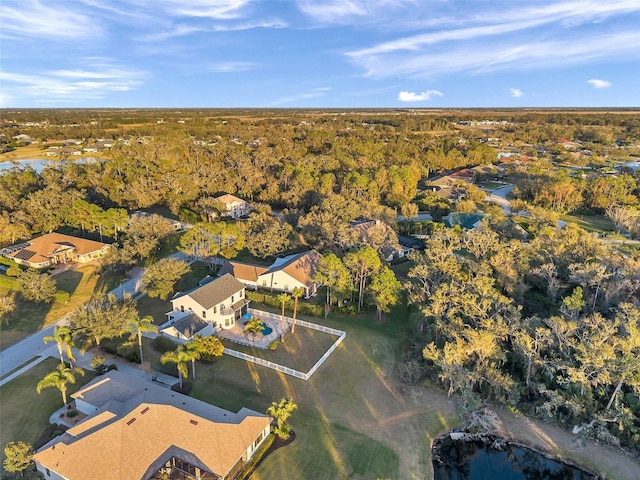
[433,436,594,480]
[0,157,105,174]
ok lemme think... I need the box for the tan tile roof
[269,250,321,287]
[219,261,268,282]
[37,372,271,480]
[214,193,246,205]
[9,233,107,264]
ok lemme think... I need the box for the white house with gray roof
[164,274,248,339]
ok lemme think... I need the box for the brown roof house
[34,370,272,480]
[1,233,109,269]
[163,273,249,340]
[219,250,321,299]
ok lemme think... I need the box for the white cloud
[587,78,612,88]
[0,60,146,104]
[156,0,252,19]
[208,62,260,73]
[212,19,288,31]
[349,30,640,78]
[0,0,99,39]
[398,90,443,102]
[297,0,415,25]
[345,1,640,78]
[269,87,332,106]
[510,88,523,98]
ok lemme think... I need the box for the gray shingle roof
[187,273,245,310]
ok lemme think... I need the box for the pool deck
[215,313,288,349]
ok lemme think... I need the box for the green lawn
[0,265,121,350]
[136,295,171,326]
[0,358,94,467]
[219,325,339,372]
[141,303,459,479]
[560,212,615,233]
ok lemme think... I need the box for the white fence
[221,309,346,381]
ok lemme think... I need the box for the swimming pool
[243,317,273,336]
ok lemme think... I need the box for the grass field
[0,358,94,467]
[141,303,460,479]
[0,265,121,350]
[560,212,615,233]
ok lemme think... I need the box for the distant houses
[0,233,109,269]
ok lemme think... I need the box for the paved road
[0,252,188,382]
[0,319,69,380]
[486,184,514,215]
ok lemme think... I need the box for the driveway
[486,184,514,215]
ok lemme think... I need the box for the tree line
[404,224,640,450]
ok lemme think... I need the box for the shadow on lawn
[240,431,297,480]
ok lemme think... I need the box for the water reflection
[0,157,104,174]
[433,437,593,480]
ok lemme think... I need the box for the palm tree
[36,364,84,406]
[277,293,291,343]
[43,325,76,366]
[183,341,203,380]
[290,287,304,334]
[161,345,190,388]
[128,316,157,365]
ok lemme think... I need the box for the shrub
[106,364,118,372]
[116,343,141,363]
[66,410,78,418]
[54,290,70,304]
[6,265,22,277]
[297,302,323,317]
[90,355,108,375]
[152,335,177,353]
[246,290,323,317]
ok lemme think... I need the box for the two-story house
[165,274,248,338]
[219,250,321,299]
[214,194,250,219]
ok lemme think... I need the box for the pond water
[433,437,593,480]
[0,157,104,174]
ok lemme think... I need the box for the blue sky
[1,0,639,108]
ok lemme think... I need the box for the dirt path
[494,408,640,480]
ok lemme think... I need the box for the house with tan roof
[164,274,248,340]
[220,250,321,299]
[1,233,109,269]
[214,194,250,219]
[217,261,268,290]
[34,370,272,480]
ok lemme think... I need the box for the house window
[225,318,231,327]
[240,290,243,298]
[202,311,206,319]
[231,295,234,303]
[213,306,217,314]
[180,306,184,312]
[284,284,289,291]
[262,280,267,287]
[45,469,50,477]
